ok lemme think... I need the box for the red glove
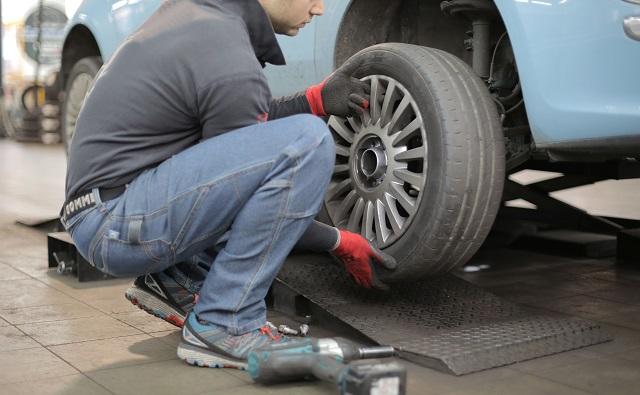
[330,230,397,290]
[305,60,371,118]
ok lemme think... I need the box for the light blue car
[59,0,640,278]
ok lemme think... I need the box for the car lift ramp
[273,254,611,376]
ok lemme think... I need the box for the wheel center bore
[361,147,386,179]
[356,136,387,187]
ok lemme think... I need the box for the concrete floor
[1,139,640,395]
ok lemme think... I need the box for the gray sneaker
[125,272,196,328]
[177,313,292,370]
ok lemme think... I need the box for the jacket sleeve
[293,220,339,252]
[198,72,271,140]
[268,91,313,120]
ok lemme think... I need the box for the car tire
[323,43,505,280]
[61,56,102,153]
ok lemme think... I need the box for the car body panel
[62,0,640,151]
[493,0,640,146]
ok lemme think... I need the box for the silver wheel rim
[325,75,428,248]
[64,72,94,145]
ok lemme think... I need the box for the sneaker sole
[125,286,185,328]
[177,341,247,370]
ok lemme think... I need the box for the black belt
[61,185,126,225]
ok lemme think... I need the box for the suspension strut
[440,0,499,79]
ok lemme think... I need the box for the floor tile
[530,353,640,395]
[0,301,103,325]
[0,286,76,310]
[0,325,41,351]
[18,315,142,346]
[0,316,9,326]
[525,294,638,320]
[401,361,520,395]
[442,373,591,395]
[0,346,77,384]
[598,308,640,331]
[207,381,336,395]
[587,285,640,305]
[2,254,55,278]
[614,346,640,363]
[112,310,178,333]
[510,347,602,374]
[39,275,131,301]
[0,245,49,261]
[49,333,177,372]
[0,278,49,296]
[0,249,49,262]
[87,359,246,395]
[225,368,254,385]
[548,260,614,275]
[530,276,617,295]
[88,297,140,314]
[148,329,181,346]
[0,374,112,395]
[581,268,640,286]
[586,323,640,355]
[0,262,30,280]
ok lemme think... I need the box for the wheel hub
[356,137,388,187]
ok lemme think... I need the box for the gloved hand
[305,61,371,118]
[330,229,397,290]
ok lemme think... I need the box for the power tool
[247,338,406,395]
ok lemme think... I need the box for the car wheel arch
[61,25,103,90]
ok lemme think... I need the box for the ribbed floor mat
[274,254,611,375]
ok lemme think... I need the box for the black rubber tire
[331,43,505,279]
[61,56,102,154]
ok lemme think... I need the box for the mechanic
[61,0,396,369]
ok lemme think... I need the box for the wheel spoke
[347,197,365,233]
[394,147,425,162]
[370,77,382,124]
[328,117,354,144]
[374,199,391,246]
[390,181,417,215]
[380,80,397,126]
[383,192,404,234]
[362,200,375,241]
[326,178,352,201]
[335,145,350,157]
[347,116,361,133]
[393,169,424,190]
[335,190,358,226]
[333,164,350,175]
[386,95,411,133]
[391,117,422,146]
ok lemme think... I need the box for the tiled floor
[1,139,639,394]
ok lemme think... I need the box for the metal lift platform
[272,253,611,376]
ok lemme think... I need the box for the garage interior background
[1,1,640,394]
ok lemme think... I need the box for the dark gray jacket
[65,0,310,200]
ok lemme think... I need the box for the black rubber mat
[275,254,611,375]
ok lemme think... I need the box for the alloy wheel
[325,75,428,248]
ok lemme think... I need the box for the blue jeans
[64,115,335,334]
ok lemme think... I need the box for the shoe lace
[259,325,281,341]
